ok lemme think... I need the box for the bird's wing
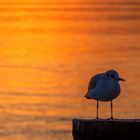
[88,75,98,91]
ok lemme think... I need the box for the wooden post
[72,119,140,140]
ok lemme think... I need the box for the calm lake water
[0,0,140,140]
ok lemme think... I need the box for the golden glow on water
[0,0,140,140]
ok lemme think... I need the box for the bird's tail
[85,93,91,99]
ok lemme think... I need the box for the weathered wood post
[72,119,140,140]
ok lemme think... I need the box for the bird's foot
[106,117,114,120]
[96,117,99,119]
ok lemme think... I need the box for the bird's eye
[111,74,114,78]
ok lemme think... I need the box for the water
[0,0,140,139]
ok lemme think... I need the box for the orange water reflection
[0,1,140,140]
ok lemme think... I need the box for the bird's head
[105,70,125,82]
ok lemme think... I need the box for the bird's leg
[111,100,113,119]
[96,100,99,119]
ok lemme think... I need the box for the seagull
[85,70,125,119]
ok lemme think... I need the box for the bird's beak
[118,77,125,81]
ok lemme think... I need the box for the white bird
[85,70,125,119]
